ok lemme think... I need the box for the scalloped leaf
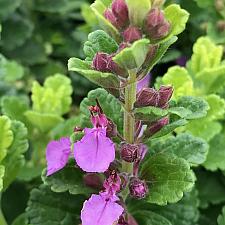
[126,0,151,27]
[68,57,120,91]
[26,185,86,225]
[141,153,195,205]
[90,0,120,41]
[113,39,150,70]
[148,133,208,165]
[83,30,118,61]
[162,66,194,99]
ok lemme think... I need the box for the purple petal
[74,128,115,172]
[137,73,151,93]
[46,137,71,176]
[81,194,124,225]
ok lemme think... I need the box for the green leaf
[218,206,225,225]
[190,37,223,75]
[26,185,86,225]
[126,0,151,27]
[163,4,189,42]
[193,0,214,8]
[83,30,118,61]
[186,118,222,142]
[141,153,195,205]
[135,106,168,122]
[170,96,209,120]
[2,121,28,190]
[148,133,209,165]
[42,160,92,195]
[196,170,225,208]
[11,213,28,225]
[1,96,29,123]
[162,66,194,99]
[0,0,22,19]
[0,166,5,192]
[25,111,64,133]
[80,88,123,133]
[205,95,225,121]
[203,132,225,171]
[68,57,120,91]
[113,39,150,70]
[133,210,172,225]
[90,0,120,41]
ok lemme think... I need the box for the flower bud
[135,87,159,107]
[129,177,148,199]
[158,86,173,108]
[123,26,142,43]
[145,8,170,40]
[148,117,169,136]
[217,20,225,32]
[104,9,119,28]
[107,55,127,77]
[106,118,118,138]
[215,0,224,11]
[120,143,140,163]
[83,173,103,190]
[92,52,111,72]
[111,0,129,29]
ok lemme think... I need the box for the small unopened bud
[158,86,173,108]
[145,8,170,40]
[215,0,224,11]
[83,173,103,190]
[106,118,118,138]
[111,0,129,29]
[107,55,127,77]
[120,143,140,163]
[148,117,169,136]
[104,9,118,28]
[129,177,148,199]
[217,20,225,32]
[92,52,111,72]
[135,87,159,107]
[123,26,142,43]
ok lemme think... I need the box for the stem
[121,71,137,199]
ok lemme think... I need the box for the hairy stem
[121,71,137,198]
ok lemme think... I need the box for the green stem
[121,71,137,199]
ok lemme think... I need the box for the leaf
[203,132,225,171]
[141,153,195,205]
[148,133,209,165]
[83,30,118,61]
[26,185,86,225]
[80,88,123,133]
[68,57,120,90]
[205,95,225,121]
[113,39,150,70]
[11,213,28,225]
[1,96,29,123]
[0,166,5,192]
[0,0,22,19]
[42,160,92,195]
[126,0,151,27]
[135,106,168,122]
[1,14,34,51]
[190,37,223,75]
[25,111,64,133]
[218,206,225,225]
[170,96,209,120]
[90,0,120,41]
[162,66,194,99]
[163,4,189,42]
[196,170,225,208]
[186,118,222,142]
[133,210,172,225]
[2,120,28,190]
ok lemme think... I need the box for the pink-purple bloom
[46,137,71,176]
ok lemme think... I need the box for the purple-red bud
[158,86,173,108]
[120,143,140,163]
[106,118,118,138]
[145,8,170,40]
[107,55,127,77]
[148,117,169,136]
[129,177,148,199]
[135,87,160,107]
[111,0,129,29]
[123,26,142,43]
[104,9,118,28]
[92,52,111,73]
[83,173,103,190]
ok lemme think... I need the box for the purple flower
[81,194,123,225]
[46,137,71,176]
[137,73,151,93]
[74,127,115,172]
